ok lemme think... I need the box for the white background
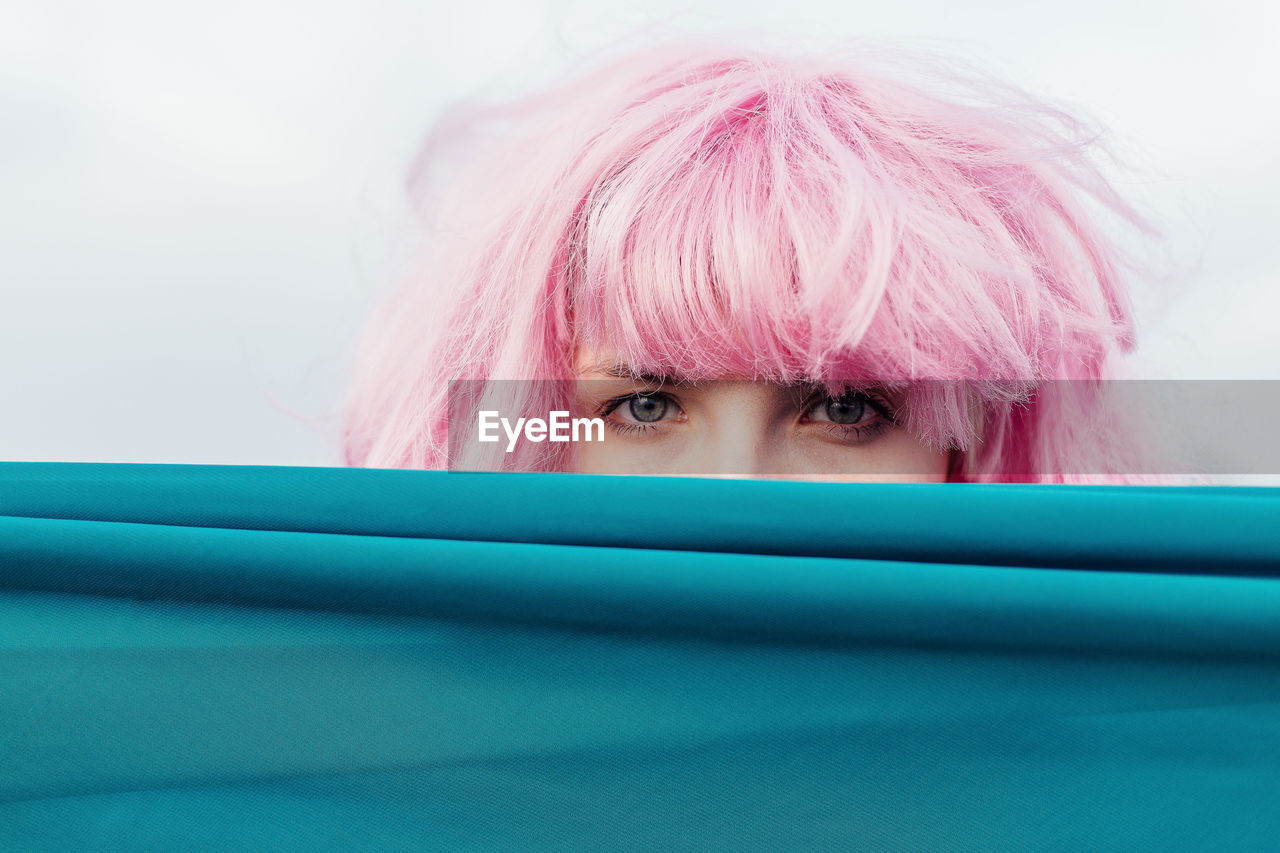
[2,0,1277,466]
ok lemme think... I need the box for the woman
[341,37,1161,483]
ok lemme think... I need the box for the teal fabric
[1,462,1278,851]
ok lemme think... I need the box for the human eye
[799,387,898,443]
[599,391,685,437]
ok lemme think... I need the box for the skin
[571,348,952,482]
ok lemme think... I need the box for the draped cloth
[2,462,1278,850]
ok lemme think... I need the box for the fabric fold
[2,463,1278,850]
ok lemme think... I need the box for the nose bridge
[702,426,765,476]
[695,384,776,477]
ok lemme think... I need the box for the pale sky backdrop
[2,0,1277,467]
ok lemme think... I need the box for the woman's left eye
[801,390,896,440]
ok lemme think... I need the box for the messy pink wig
[341,38,1162,482]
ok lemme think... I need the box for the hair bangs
[561,60,1085,451]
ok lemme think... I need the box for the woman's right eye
[610,393,673,423]
[601,393,683,434]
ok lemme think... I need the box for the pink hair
[341,37,1163,482]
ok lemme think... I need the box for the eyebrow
[583,362,682,384]
[580,363,837,394]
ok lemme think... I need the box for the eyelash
[608,421,661,437]
[596,389,898,442]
